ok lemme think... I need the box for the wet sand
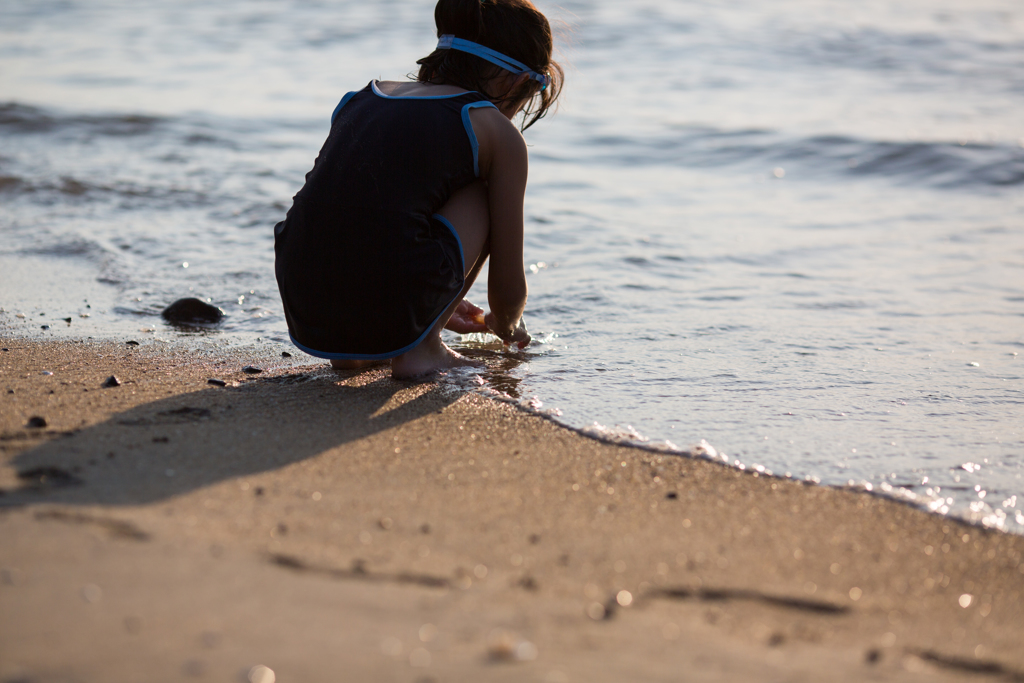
[1,337,1022,682]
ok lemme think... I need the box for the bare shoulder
[468,106,527,179]
[379,80,469,97]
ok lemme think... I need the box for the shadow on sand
[3,368,463,508]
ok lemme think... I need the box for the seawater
[1,0,1022,531]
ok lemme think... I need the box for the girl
[274,0,563,378]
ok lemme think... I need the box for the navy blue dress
[275,81,496,359]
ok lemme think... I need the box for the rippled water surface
[1,0,1022,530]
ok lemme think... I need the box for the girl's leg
[391,180,490,379]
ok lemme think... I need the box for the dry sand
[1,337,1022,682]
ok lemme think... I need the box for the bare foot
[391,338,482,379]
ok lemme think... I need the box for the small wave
[495,385,1024,535]
[0,173,213,208]
[796,300,868,310]
[211,200,289,229]
[777,25,1024,94]
[0,175,26,192]
[576,126,1024,188]
[20,237,106,259]
[0,102,161,137]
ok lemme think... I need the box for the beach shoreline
[2,336,1022,682]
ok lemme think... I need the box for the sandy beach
[1,337,1022,682]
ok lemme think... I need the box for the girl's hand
[485,313,531,350]
[445,300,489,334]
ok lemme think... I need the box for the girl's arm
[471,107,530,347]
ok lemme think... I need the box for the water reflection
[453,338,530,399]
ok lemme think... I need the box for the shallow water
[1,0,1022,531]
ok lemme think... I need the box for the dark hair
[416,0,563,131]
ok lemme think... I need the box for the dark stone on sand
[207,378,226,386]
[62,317,72,323]
[2,348,8,351]
[665,491,678,500]
[17,466,81,487]
[26,416,47,428]
[281,351,292,358]
[518,575,539,591]
[242,366,262,374]
[40,325,49,330]
[102,375,121,388]
[161,297,224,325]
[126,340,139,346]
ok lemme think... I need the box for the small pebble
[967,362,980,367]
[41,325,49,330]
[81,584,103,603]
[27,416,47,428]
[42,371,53,376]
[281,351,292,358]
[207,378,226,386]
[487,630,539,663]
[248,665,275,683]
[126,340,139,346]
[182,660,205,677]
[242,366,262,374]
[1,348,8,352]
[102,375,121,388]
[62,317,72,323]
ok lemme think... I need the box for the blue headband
[437,34,550,90]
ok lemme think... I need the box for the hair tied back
[420,0,564,131]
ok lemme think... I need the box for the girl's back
[274,0,563,376]
[295,81,493,223]
[276,81,495,356]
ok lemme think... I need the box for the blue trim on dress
[289,332,432,361]
[461,101,498,177]
[291,214,467,361]
[370,80,476,100]
[331,91,357,124]
[432,213,466,269]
